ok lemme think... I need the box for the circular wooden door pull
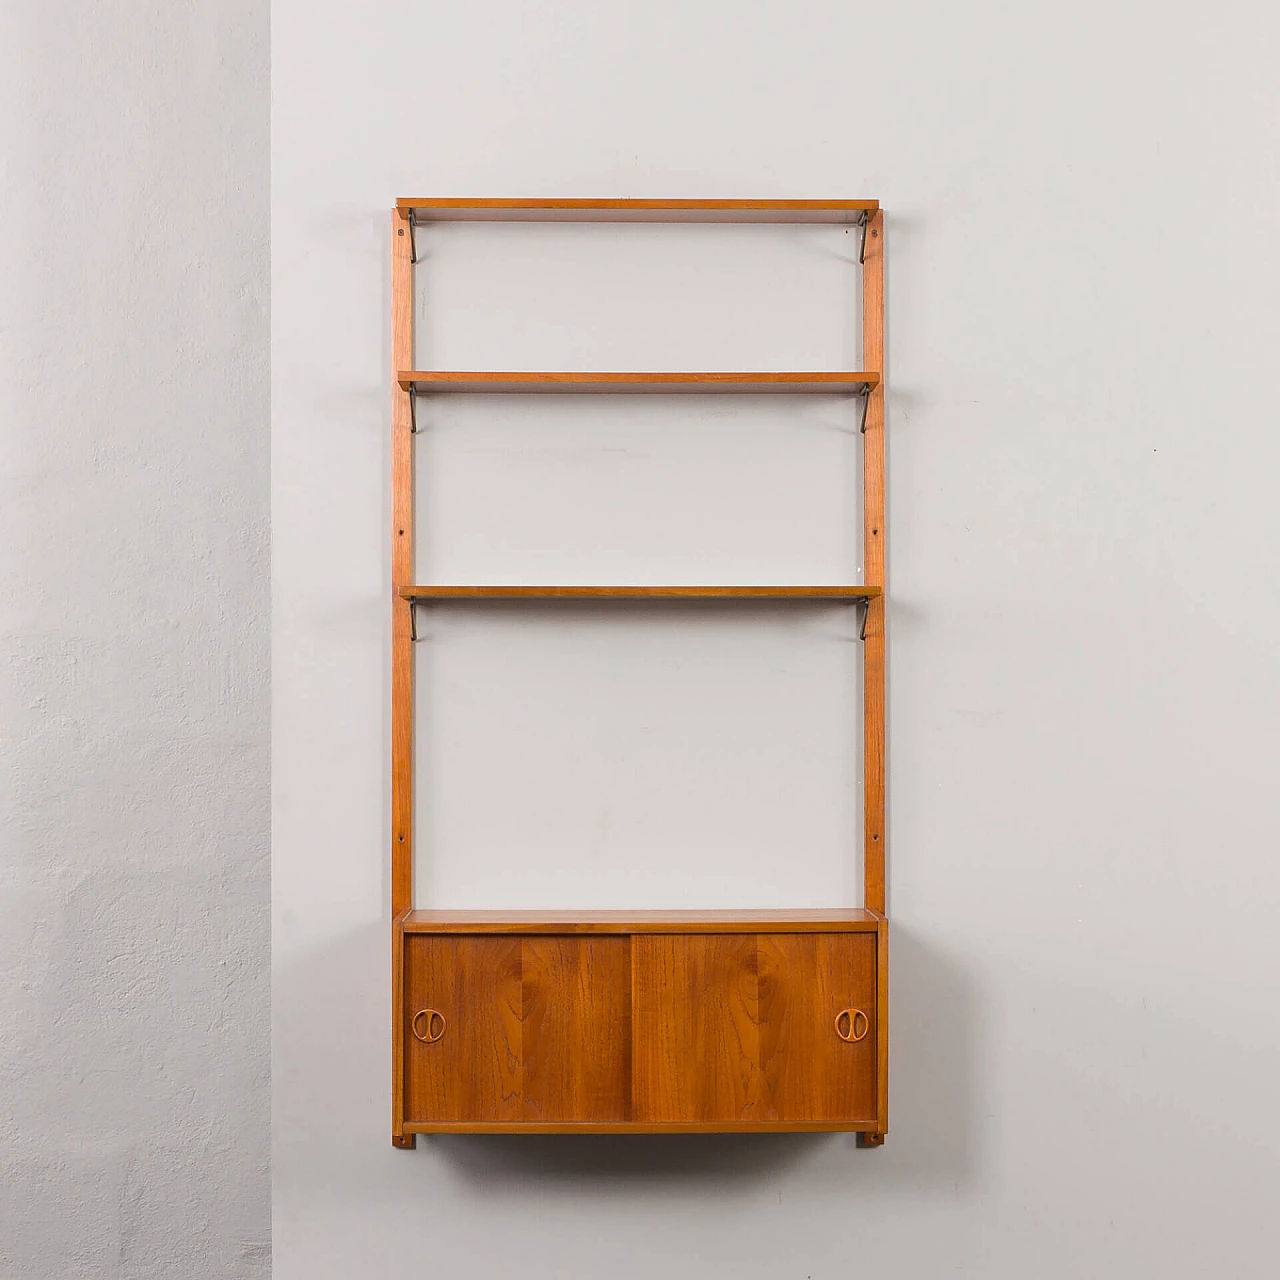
[835,1008,869,1043]
[412,1009,446,1043]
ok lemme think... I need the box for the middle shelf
[399,585,881,601]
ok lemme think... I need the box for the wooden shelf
[401,909,882,934]
[399,585,880,602]
[398,371,878,395]
[397,198,877,224]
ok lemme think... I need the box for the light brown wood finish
[391,914,410,1146]
[391,199,891,1142]
[398,371,879,394]
[520,938,631,1122]
[403,935,631,1124]
[633,934,761,1122]
[390,210,415,1147]
[875,917,889,1136]
[405,936,523,1122]
[391,213,414,916]
[402,909,881,934]
[861,209,888,1144]
[862,210,886,918]
[401,585,879,602]
[403,1121,875,1134]
[632,934,877,1125]
[757,934,877,1122]
[398,198,878,224]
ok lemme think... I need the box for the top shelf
[397,198,878,225]
[398,372,878,396]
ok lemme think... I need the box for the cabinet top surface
[401,909,883,934]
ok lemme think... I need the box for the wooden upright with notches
[390,199,889,1145]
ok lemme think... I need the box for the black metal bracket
[409,599,419,641]
[860,598,872,642]
[409,212,419,264]
[409,387,420,434]
[858,386,871,434]
[857,212,869,266]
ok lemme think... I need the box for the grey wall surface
[274,2,1280,1277]
[1,3,271,1277]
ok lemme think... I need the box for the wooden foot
[392,1133,416,1150]
[858,1131,885,1148]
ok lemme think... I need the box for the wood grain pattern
[392,200,891,1141]
[404,936,523,1123]
[520,938,630,1121]
[391,913,411,1146]
[632,934,877,1125]
[862,209,886,917]
[397,198,878,224]
[398,371,879,394]
[632,934,762,1123]
[404,935,631,1124]
[390,209,415,1148]
[757,934,877,1122]
[400,585,879,602]
[403,1121,877,1134]
[391,211,414,920]
[402,909,881,934]
[876,917,889,1136]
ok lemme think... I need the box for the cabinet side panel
[757,933,877,1123]
[877,919,889,1133]
[403,936,522,1122]
[632,934,761,1123]
[520,937,631,1122]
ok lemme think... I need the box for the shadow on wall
[274,922,976,1189]
[425,925,976,1188]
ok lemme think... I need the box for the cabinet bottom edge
[404,1120,879,1134]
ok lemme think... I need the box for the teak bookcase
[390,199,887,1145]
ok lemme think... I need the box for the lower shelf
[394,914,888,1142]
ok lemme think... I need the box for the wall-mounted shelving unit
[390,198,887,1145]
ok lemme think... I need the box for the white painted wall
[411,226,870,911]
[1,3,270,1277]
[273,2,1280,1277]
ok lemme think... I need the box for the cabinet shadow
[424,925,976,1188]
[275,919,975,1190]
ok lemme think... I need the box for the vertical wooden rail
[862,210,888,1145]
[861,209,885,914]
[391,208,415,1148]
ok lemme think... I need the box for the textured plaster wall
[0,3,270,1277]
[269,2,1280,1277]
